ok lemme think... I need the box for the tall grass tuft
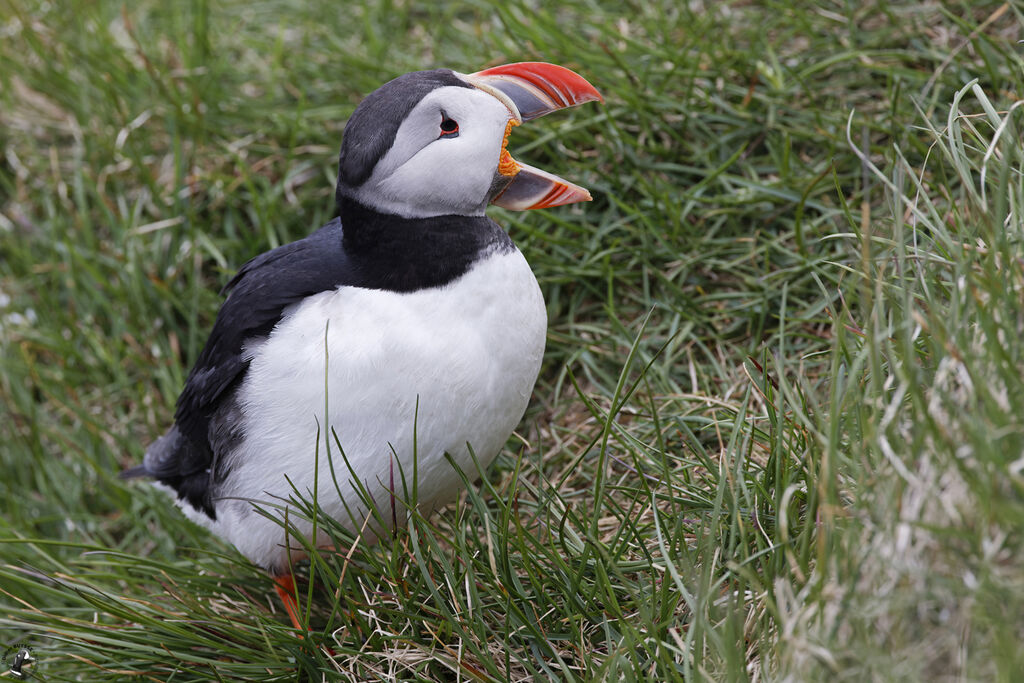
[776,81,1024,681]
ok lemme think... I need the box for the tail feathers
[119,463,152,480]
[121,426,219,519]
[121,426,185,481]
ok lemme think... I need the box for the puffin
[123,62,602,629]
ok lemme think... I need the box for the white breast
[185,247,546,572]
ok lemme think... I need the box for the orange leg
[273,572,337,655]
[273,573,305,631]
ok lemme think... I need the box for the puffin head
[335,62,603,219]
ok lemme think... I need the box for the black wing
[127,218,352,517]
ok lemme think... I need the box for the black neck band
[336,198,514,292]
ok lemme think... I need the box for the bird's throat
[336,198,515,293]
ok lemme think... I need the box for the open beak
[461,62,603,210]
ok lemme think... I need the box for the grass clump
[2,0,1023,680]
[776,81,1024,681]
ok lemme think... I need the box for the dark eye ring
[439,116,459,138]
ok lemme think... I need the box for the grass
[1,0,1023,680]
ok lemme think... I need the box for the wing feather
[129,219,350,517]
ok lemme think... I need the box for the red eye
[439,117,459,138]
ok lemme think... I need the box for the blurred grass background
[2,0,1023,680]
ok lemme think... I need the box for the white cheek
[381,126,502,213]
[352,87,512,218]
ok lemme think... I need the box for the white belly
[194,248,545,571]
